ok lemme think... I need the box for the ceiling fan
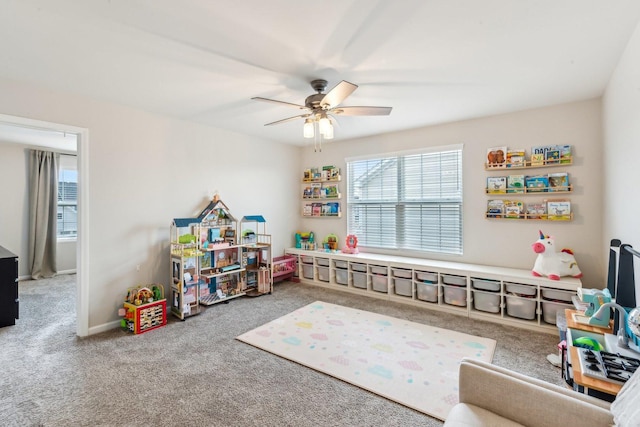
[252,79,392,146]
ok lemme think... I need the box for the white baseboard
[88,320,121,336]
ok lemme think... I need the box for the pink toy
[531,230,582,280]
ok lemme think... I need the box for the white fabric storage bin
[416,282,438,302]
[317,266,329,282]
[335,269,348,285]
[505,295,537,320]
[352,272,367,288]
[370,265,387,275]
[302,264,314,279]
[351,263,367,273]
[471,278,500,292]
[392,268,412,279]
[394,278,412,296]
[301,255,314,265]
[442,284,467,306]
[542,301,573,324]
[472,290,501,313]
[372,274,388,292]
[316,258,330,267]
[505,282,537,297]
[416,271,438,283]
[442,274,467,287]
[334,260,348,269]
[541,288,574,302]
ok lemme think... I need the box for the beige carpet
[237,301,496,421]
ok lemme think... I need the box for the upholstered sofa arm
[447,358,613,427]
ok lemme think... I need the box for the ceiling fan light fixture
[303,118,314,138]
[318,113,331,136]
[323,119,334,139]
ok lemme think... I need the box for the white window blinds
[346,147,463,254]
[57,154,78,238]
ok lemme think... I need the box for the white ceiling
[1,0,640,146]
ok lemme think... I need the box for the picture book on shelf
[303,204,312,216]
[312,203,322,216]
[507,149,526,168]
[504,200,524,218]
[327,202,340,215]
[526,202,547,219]
[487,199,505,217]
[547,200,571,220]
[525,175,549,192]
[487,176,507,193]
[545,148,561,164]
[530,153,545,166]
[559,145,572,164]
[531,145,558,157]
[311,183,322,198]
[486,146,507,168]
[507,175,525,193]
[323,184,339,198]
[548,172,570,191]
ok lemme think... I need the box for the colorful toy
[531,230,582,280]
[342,234,359,254]
[295,231,315,250]
[323,234,338,251]
[572,336,604,351]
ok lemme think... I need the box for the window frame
[57,154,78,240]
[345,144,463,255]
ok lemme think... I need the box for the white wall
[603,21,640,299]
[302,99,605,286]
[0,77,300,332]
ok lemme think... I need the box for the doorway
[0,113,89,337]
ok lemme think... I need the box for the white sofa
[444,358,639,426]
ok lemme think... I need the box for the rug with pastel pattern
[236,301,496,421]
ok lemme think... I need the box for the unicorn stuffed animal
[531,231,582,280]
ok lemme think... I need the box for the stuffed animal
[531,230,582,280]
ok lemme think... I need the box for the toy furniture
[444,358,627,427]
[170,199,275,317]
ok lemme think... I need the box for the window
[346,146,463,254]
[57,154,77,238]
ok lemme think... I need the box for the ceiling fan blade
[264,114,310,126]
[332,106,392,116]
[252,97,307,110]
[320,80,358,109]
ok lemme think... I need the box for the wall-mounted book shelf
[302,166,342,218]
[484,145,574,221]
[486,185,572,195]
[485,213,573,221]
[485,158,573,171]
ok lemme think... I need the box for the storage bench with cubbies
[285,248,582,334]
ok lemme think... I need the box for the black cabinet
[0,246,19,327]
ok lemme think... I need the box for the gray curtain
[28,150,59,279]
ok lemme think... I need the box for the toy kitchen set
[563,240,640,401]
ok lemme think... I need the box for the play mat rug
[236,301,496,421]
